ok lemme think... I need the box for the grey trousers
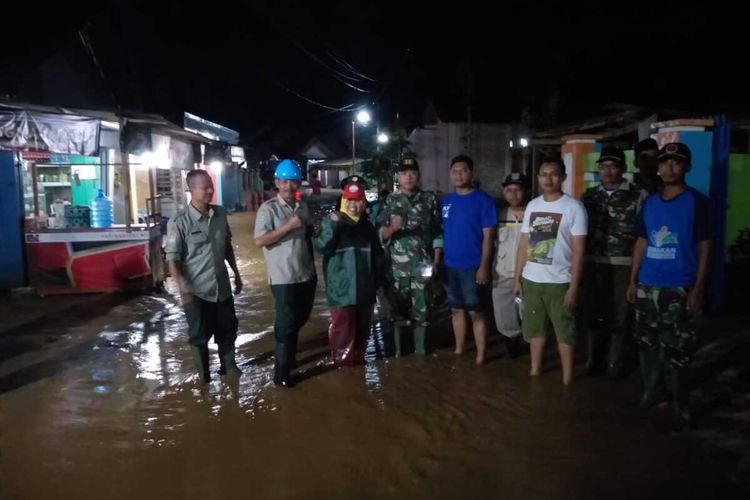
[492,276,522,338]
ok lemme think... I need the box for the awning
[312,157,364,170]
[0,107,100,155]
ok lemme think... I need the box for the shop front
[2,102,207,294]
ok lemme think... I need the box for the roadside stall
[1,102,206,294]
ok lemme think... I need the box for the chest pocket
[405,205,425,230]
[496,226,511,261]
[189,231,208,242]
[497,226,510,243]
[187,230,209,254]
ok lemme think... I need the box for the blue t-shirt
[442,189,498,269]
[636,188,710,288]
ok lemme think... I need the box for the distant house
[407,103,527,197]
[300,136,359,188]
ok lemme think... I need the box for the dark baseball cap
[658,142,691,163]
[397,155,420,172]
[635,138,659,156]
[596,146,626,165]
[502,172,527,187]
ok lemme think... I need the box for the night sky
[1,0,744,154]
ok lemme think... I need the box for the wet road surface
[0,211,743,500]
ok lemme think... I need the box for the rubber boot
[190,345,211,383]
[670,367,692,436]
[585,329,604,376]
[288,332,299,370]
[218,342,241,376]
[505,335,523,359]
[393,325,404,357]
[606,332,626,379]
[638,349,666,409]
[273,343,295,388]
[413,326,427,355]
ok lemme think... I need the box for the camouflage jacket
[582,181,647,264]
[633,172,661,195]
[379,190,443,277]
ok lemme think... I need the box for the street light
[209,161,224,174]
[356,110,372,125]
[352,109,372,169]
[377,132,389,144]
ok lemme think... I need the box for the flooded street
[0,211,743,500]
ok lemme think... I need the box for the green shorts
[521,278,576,345]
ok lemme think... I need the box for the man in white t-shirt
[513,158,587,386]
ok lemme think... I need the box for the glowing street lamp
[352,109,372,168]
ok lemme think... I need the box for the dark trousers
[582,263,632,370]
[184,296,238,347]
[270,279,317,375]
[329,304,373,366]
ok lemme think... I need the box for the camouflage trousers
[386,274,429,327]
[634,285,695,368]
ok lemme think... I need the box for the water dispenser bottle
[90,189,113,228]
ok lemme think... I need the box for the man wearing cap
[581,146,647,378]
[634,138,661,194]
[626,142,711,435]
[166,169,243,383]
[314,180,384,365]
[380,156,443,356]
[491,172,528,359]
[254,159,317,388]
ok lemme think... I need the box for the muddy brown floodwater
[0,211,742,500]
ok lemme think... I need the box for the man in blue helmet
[254,159,317,387]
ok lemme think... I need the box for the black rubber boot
[288,332,299,370]
[606,332,626,379]
[393,325,404,357]
[670,367,692,436]
[585,329,605,376]
[218,343,241,376]
[413,326,427,355]
[505,335,523,359]
[190,345,211,383]
[273,343,295,388]
[638,349,666,409]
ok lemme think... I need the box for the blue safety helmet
[274,159,302,180]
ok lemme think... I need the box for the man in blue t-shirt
[626,142,711,436]
[441,155,498,364]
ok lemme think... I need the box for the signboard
[26,229,152,243]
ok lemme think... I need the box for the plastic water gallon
[90,189,113,228]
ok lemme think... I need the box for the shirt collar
[598,180,631,193]
[188,202,214,222]
[276,194,298,211]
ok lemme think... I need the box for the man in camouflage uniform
[379,156,443,355]
[627,142,711,435]
[581,146,647,378]
[633,138,661,194]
